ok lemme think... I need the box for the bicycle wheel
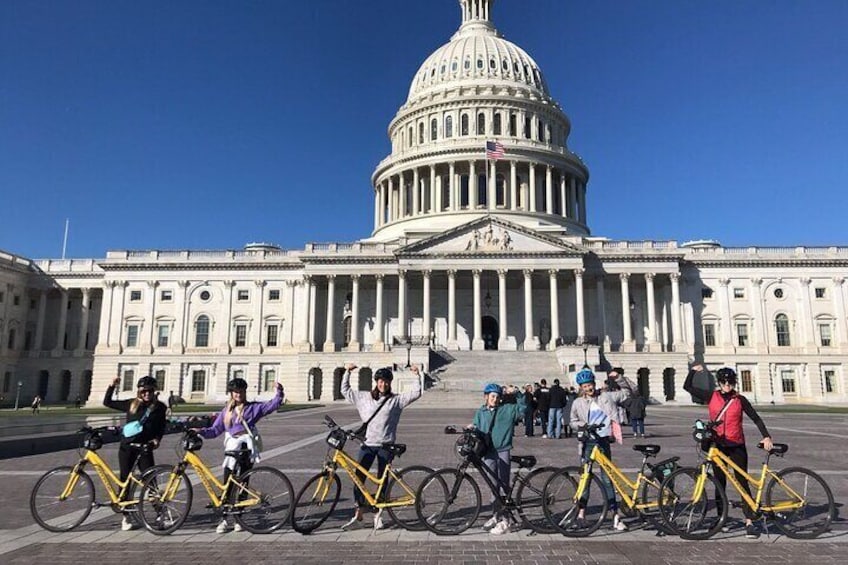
[515,466,559,534]
[137,467,194,535]
[637,477,673,534]
[658,467,727,540]
[30,466,94,532]
[233,467,294,534]
[121,465,172,527]
[416,468,481,535]
[291,471,341,534]
[765,466,834,539]
[385,465,434,531]
[542,466,608,537]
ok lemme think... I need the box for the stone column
[349,275,360,351]
[113,281,128,351]
[498,269,509,349]
[219,281,235,352]
[400,172,408,219]
[469,160,477,208]
[75,288,91,352]
[549,270,560,349]
[34,289,48,350]
[472,269,483,349]
[397,270,408,341]
[447,270,457,346]
[374,274,385,351]
[509,160,517,210]
[449,162,457,211]
[832,277,848,347]
[488,160,497,209]
[381,181,388,225]
[435,173,443,212]
[545,165,553,214]
[53,289,69,354]
[387,177,395,222]
[528,163,537,212]
[749,277,766,351]
[422,270,431,342]
[324,275,336,352]
[251,280,266,352]
[645,273,658,349]
[620,274,633,347]
[579,183,587,224]
[575,269,586,340]
[373,188,380,229]
[523,269,536,350]
[718,278,733,348]
[286,280,297,346]
[301,275,314,350]
[172,280,189,353]
[559,174,567,217]
[429,165,437,213]
[412,168,420,215]
[142,281,159,353]
[596,276,607,346]
[800,278,816,349]
[670,273,682,351]
[569,177,578,220]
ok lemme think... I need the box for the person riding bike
[341,363,421,530]
[193,377,285,533]
[569,368,632,532]
[104,375,167,531]
[684,365,773,538]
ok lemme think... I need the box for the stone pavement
[1,402,846,564]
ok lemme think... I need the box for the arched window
[477,112,486,135]
[418,122,424,144]
[477,58,484,70]
[431,118,438,141]
[509,113,517,136]
[775,314,791,347]
[445,115,453,138]
[537,118,544,141]
[493,113,502,135]
[408,126,413,147]
[496,174,507,207]
[524,116,532,139]
[461,114,469,136]
[464,58,471,71]
[195,315,210,348]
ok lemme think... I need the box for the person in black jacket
[534,379,551,438]
[104,375,167,531]
[522,384,537,437]
[623,393,648,437]
[547,379,568,439]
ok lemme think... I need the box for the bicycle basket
[455,429,487,458]
[326,428,347,450]
[83,433,103,451]
[647,457,678,480]
[182,434,203,452]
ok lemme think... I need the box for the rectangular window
[191,370,206,393]
[701,287,713,299]
[263,369,276,392]
[0,291,4,302]
[266,324,278,347]
[7,328,15,350]
[2,372,10,393]
[781,370,796,394]
[733,288,745,299]
[819,324,832,347]
[157,325,170,348]
[24,331,32,351]
[30,299,36,310]
[126,324,139,348]
[704,324,716,347]
[13,295,20,306]
[237,289,250,301]
[824,370,836,394]
[268,289,281,301]
[129,290,142,302]
[232,369,244,379]
[160,290,173,302]
[234,324,247,347]
[154,369,166,385]
[814,287,826,299]
[736,323,749,347]
[123,369,135,392]
[740,370,753,393]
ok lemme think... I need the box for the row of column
[2,287,94,355]
[374,161,586,228]
[311,270,683,351]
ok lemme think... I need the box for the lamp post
[14,381,23,411]
[405,340,412,368]
[582,342,589,369]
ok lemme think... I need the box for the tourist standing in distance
[624,392,648,437]
[547,379,568,439]
[522,383,536,437]
[534,379,551,438]
[341,363,422,530]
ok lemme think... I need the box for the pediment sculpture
[464,224,513,252]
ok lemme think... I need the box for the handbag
[122,406,151,438]
[353,396,389,438]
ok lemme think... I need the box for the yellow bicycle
[290,415,434,534]
[542,423,679,536]
[137,429,293,534]
[30,426,165,532]
[658,419,835,539]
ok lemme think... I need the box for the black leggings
[714,443,755,520]
[118,442,154,483]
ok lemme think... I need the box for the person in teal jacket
[471,383,525,534]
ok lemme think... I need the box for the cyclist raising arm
[341,363,421,530]
[684,365,773,538]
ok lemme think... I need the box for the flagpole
[61,218,69,259]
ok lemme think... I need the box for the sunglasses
[139,388,156,394]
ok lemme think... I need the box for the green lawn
[0,403,316,418]
[757,404,848,414]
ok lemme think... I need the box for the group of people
[101,358,772,539]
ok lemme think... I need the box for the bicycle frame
[582,445,661,512]
[65,450,140,508]
[326,448,413,509]
[162,450,261,509]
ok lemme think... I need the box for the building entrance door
[637,368,650,398]
[482,316,499,350]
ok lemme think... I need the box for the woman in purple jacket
[193,377,285,533]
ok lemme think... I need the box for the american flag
[485,140,505,160]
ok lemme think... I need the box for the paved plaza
[1,403,846,564]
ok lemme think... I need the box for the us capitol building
[1,0,846,407]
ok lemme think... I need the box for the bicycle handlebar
[78,426,120,435]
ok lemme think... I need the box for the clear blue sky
[1,0,846,259]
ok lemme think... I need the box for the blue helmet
[483,383,502,395]
[575,369,595,385]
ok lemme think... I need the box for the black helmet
[137,375,158,390]
[374,367,394,382]
[227,377,248,392]
[716,367,737,385]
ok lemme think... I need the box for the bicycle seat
[510,455,537,469]
[224,447,252,458]
[632,444,661,456]
[759,442,788,455]
[381,443,407,457]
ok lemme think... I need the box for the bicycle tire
[384,465,434,531]
[658,467,727,540]
[637,477,674,534]
[291,471,341,534]
[765,466,834,539]
[233,467,294,534]
[30,466,95,532]
[515,466,559,534]
[542,466,608,537]
[137,467,194,535]
[415,468,481,535]
[121,464,172,527]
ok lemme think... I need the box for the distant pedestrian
[522,384,536,437]
[167,390,177,415]
[534,379,550,438]
[74,395,82,409]
[31,395,42,415]
[547,379,567,439]
[624,393,648,437]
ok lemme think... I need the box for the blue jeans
[353,445,392,508]
[580,438,617,511]
[631,418,645,435]
[547,407,563,438]
[524,410,535,436]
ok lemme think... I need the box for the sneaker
[633,433,638,438]
[215,519,231,534]
[541,434,548,439]
[341,515,363,531]
[482,515,499,530]
[373,510,386,531]
[612,515,628,532]
[121,516,138,531]
[233,522,244,533]
[745,523,760,539]
[489,520,510,535]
